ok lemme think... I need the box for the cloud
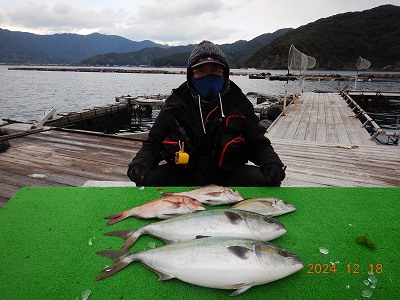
[112,0,237,45]
[136,0,224,19]
[0,0,236,44]
[2,2,127,34]
[1,0,398,45]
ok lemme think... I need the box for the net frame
[354,56,371,90]
[282,45,316,115]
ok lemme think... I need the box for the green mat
[0,186,399,300]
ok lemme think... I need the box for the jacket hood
[186,40,230,94]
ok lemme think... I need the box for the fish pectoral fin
[227,245,253,260]
[162,213,181,218]
[204,192,223,197]
[162,199,182,207]
[224,211,244,224]
[229,284,253,296]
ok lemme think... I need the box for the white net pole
[354,69,359,91]
[282,83,288,116]
[287,44,316,97]
[354,56,371,90]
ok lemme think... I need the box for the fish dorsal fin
[224,211,244,224]
[227,245,253,260]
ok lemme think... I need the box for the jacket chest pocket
[219,136,245,168]
[225,114,246,134]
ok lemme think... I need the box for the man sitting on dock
[127,40,285,187]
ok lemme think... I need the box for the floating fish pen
[340,91,400,145]
[44,101,132,133]
[37,92,282,135]
[345,91,400,110]
[116,94,167,118]
[248,73,269,79]
[269,75,297,81]
[41,95,168,133]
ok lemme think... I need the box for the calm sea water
[1,65,400,123]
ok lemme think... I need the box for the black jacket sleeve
[128,104,174,171]
[241,100,284,168]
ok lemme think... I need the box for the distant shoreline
[7,66,400,80]
[7,66,186,75]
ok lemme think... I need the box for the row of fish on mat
[95,185,304,296]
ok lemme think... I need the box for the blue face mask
[192,74,225,99]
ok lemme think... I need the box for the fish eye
[279,250,290,257]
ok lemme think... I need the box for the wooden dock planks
[271,139,400,187]
[267,92,377,146]
[0,129,144,206]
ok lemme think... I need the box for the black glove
[262,164,286,186]
[127,164,147,185]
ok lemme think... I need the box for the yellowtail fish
[105,209,286,251]
[231,198,296,216]
[105,195,205,225]
[95,237,303,296]
[164,185,244,205]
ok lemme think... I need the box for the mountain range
[0,30,166,64]
[0,4,399,70]
[247,4,400,70]
[81,28,291,68]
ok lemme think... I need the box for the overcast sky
[0,1,398,45]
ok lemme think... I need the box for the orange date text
[306,263,382,275]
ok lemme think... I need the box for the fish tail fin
[104,209,134,225]
[94,250,136,280]
[105,230,141,251]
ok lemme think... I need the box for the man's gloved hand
[262,164,286,186]
[127,164,147,185]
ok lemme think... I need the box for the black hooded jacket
[129,80,284,174]
[129,40,283,179]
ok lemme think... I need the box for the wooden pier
[266,92,399,186]
[267,92,377,145]
[0,92,399,208]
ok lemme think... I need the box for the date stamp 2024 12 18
[306,263,383,275]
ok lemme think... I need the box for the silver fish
[231,198,296,216]
[105,209,286,251]
[95,237,303,296]
[164,185,244,205]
